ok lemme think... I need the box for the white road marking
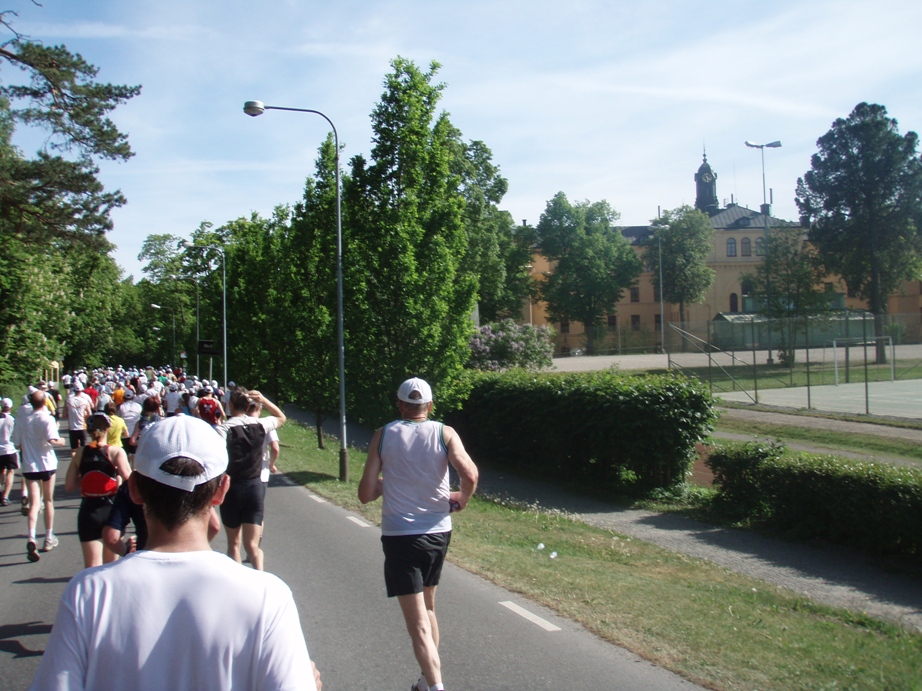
[309,494,327,503]
[348,516,371,527]
[498,601,562,631]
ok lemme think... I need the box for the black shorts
[69,429,88,450]
[220,476,266,529]
[105,483,148,550]
[381,531,451,598]
[23,470,56,483]
[0,453,18,471]
[78,496,115,542]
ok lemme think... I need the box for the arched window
[741,237,751,256]
[755,237,765,256]
[726,238,737,257]
[730,293,739,312]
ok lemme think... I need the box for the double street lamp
[745,139,782,365]
[243,100,349,481]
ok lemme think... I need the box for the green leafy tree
[0,13,139,383]
[344,57,478,424]
[740,227,830,365]
[536,192,642,353]
[644,206,715,326]
[796,102,922,362]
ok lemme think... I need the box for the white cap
[397,377,432,404]
[133,416,228,492]
[1,397,12,409]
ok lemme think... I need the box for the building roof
[708,203,800,232]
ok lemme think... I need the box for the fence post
[751,318,759,404]
[863,313,870,415]
[805,317,812,410]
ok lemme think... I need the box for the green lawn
[277,421,922,691]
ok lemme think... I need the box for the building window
[630,287,640,303]
[741,237,751,256]
[631,315,641,331]
[726,238,737,257]
[607,314,617,330]
[559,321,569,334]
[730,293,739,312]
[824,282,834,293]
[755,237,765,256]
[654,314,662,331]
[741,279,754,295]
[653,283,660,302]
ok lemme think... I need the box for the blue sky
[9,0,922,279]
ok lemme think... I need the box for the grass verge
[717,401,922,431]
[277,422,922,691]
[713,417,922,462]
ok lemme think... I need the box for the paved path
[0,424,701,690]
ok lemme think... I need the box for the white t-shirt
[30,550,317,691]
[66,392,93,431]
[0,412,15,455]
[118,400,142,436]
[12,408,60,473]
[163,390,184,414]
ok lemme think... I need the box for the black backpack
[225,422,267,481]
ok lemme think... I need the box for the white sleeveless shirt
[380,419,452,536]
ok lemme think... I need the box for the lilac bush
[468,319,554,371]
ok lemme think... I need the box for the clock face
[701,172,714,183]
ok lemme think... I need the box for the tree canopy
[644,205,715,325]
[796,102,922,320]
[536,192,642,353]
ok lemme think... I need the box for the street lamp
[183,240,227,395]
[150,303,176,365]
[244,99,349,482]
[745,139,782,364]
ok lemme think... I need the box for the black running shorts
[220,476,266,529]
[105,483,148,550]
[23,470,56,482]
[0,453,18,471]
[78,496,114,542]
[69,429,88,450]
[381,531,451,598]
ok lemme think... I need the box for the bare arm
[249,390,286,428]
[110,447,132,482]
[65,447,84,493]
[444,425,478,511]
[268,439,280,473]
[358,428,384,504]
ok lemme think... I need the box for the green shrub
[447,369,716,494]
[707,442,922,559]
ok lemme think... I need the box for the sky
[8,0,922,280]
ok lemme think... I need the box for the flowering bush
[467,319,554,371]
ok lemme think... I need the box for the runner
[0,397,18,506]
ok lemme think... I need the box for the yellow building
[525,155,922,354]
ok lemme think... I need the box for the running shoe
[27,540,40,562]
[0,497,9,506]
[411,676,429,691]
[41,535,59,552]
[20,495,30,515]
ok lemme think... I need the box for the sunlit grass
[278,421,922,690]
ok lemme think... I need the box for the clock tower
[694,153,719,215]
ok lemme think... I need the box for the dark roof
[709,203,801,231]
[618,225,653,244]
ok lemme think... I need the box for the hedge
[446,369,716,494]
[707,442,922,560]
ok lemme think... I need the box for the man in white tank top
[359,378,478,691]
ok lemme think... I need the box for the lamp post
[244,100,349,482]
[183,241,227,393]
[745,139,782,365]
[150,303,176,365]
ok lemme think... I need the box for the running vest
[199,398,219,425]
[79,443,118,498]
[225,421,267,481]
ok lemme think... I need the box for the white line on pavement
[309,495,327,503]
[498,601,562,632]
[347,516,371,528]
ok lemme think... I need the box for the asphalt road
[0,445,702,690]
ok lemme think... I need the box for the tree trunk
[315,411,325,450]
